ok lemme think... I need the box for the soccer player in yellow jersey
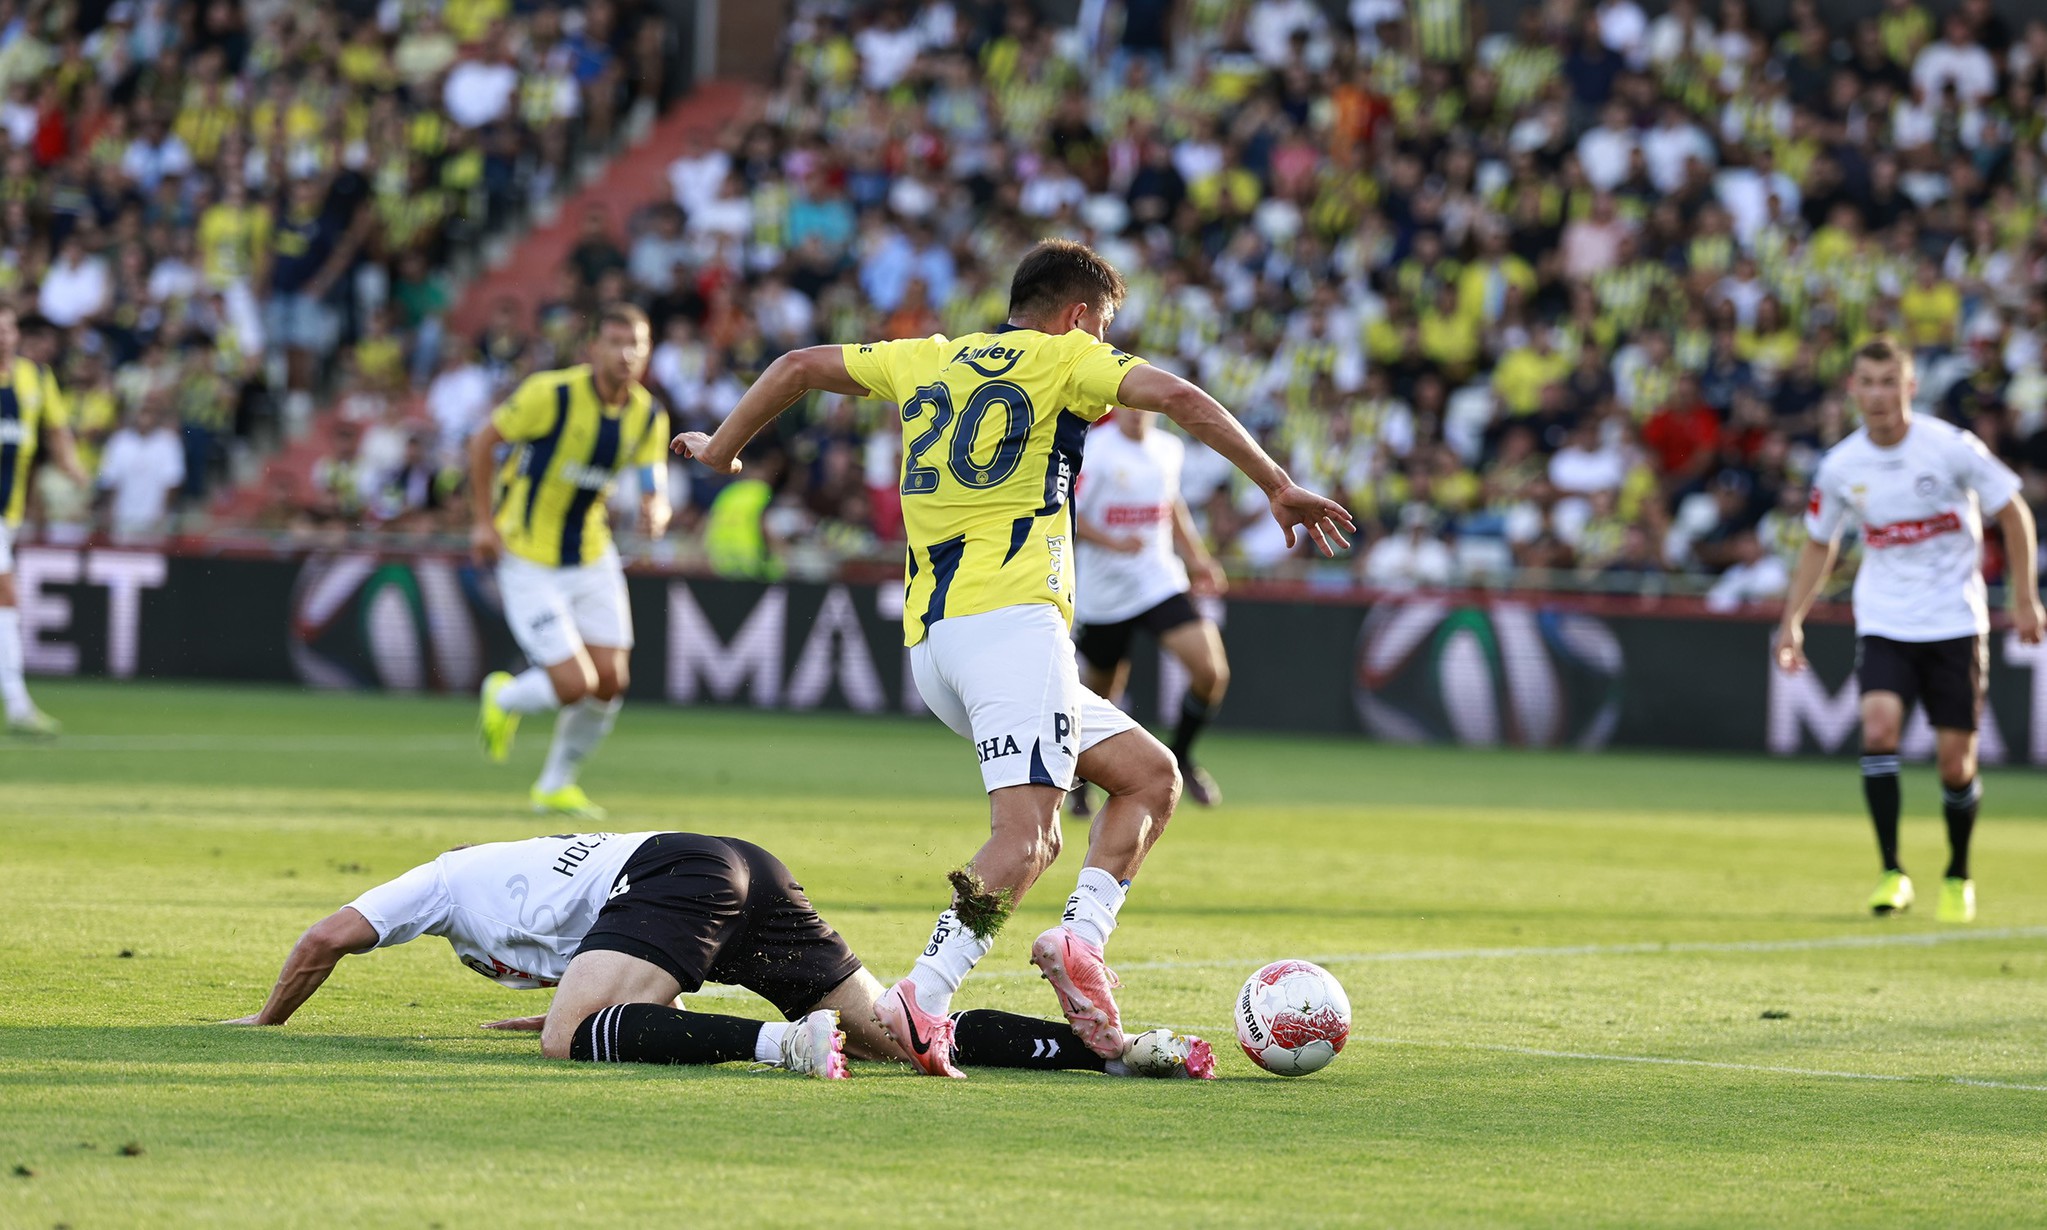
[468,305,670,817]
[0,306,87,737]
[674,240,1353,1076]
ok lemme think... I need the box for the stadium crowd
[1,0,678,539]
[13,0,2047,600]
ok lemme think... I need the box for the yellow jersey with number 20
[843,325,1148,646]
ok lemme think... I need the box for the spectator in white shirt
[1713,149,1801,243]
[854,6,925,91]
[1912,15,1998,106]
[1646,0,1714,65]
[685,173,754,244]
[627,204,692,295]
[97,401,186,540]
[1641,102,1715,195]
[667,130,731,215]
[425,347,495,468]
[1576,103,1640,192]
[1705,531,1790,611]
[1596,0,1649,67]
[443,37,518,129]
[38,237,111,327]
[118,116,192,191]
[1364,504,1455,589]
[1247,0,1328,67]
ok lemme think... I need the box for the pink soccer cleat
[872,978,965,1079]
[1029,927,1126,1059]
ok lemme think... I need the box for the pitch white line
[968,925,2047,981]
[0,734,476,753]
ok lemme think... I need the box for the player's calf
[565,1003,846,1078]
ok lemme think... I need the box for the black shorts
[574,833,862,1020]
[1856,634,1987,732]
[1075,591,1203,672]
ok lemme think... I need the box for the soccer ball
[1235,960,1351,1076]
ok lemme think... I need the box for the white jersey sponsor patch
[1074,424,1192,625]
[346,832,659,988]
[1805,418,2021,643]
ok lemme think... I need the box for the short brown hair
[1852,333,1913,376]
[1008,239,1128,322]
[598,302,650,334]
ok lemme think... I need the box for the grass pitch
[4,680,2047,1228]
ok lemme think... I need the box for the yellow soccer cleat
[1866,870,1914,916]
[478,671,519,763]
[5,707,60,739]
[1936,877,1976,923]
[531,784,607,820]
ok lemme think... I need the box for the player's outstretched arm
[1994,498,2044,644]
[222,907,379,1026]
[1115,365,1354,557]
[1773,538,1839,673]
[672,345,873,474]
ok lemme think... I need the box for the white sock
[754,1020,788,1064]
[0,608,30,718]
[1060,867,1127,949]
[907,909,995,1015]
[536,696,620,793]
[496,667,563,714]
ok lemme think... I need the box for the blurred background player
[226,829,1214,1081]
[674,239,1351,1078]
[469,305,669,818]
[0,305,86,738]
[1775,337,2043,923]
[1070,407,1231,811]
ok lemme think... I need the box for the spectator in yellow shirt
[1418,284,1482,383]
[1898,256,1961,351]
[1493,327,1573,417]
[196,178,272,290]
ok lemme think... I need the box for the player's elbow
[782,345,842,391]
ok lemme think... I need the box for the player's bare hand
[2015,597,2046,645]
[469,522,503,567]
[671,431,740,474]
[1270,484,1355,558]
[1193,558,1229,595]
[639,499,672,539]
[218,1015,263,1025]
[1773,625,1808,674]
[1108,534,1146,554]
[481,1015,547,1031]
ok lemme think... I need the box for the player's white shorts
[0,520,12,574]
[497,551,633,667]
[910,602,1138,793]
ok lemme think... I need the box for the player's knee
[1861,717,1901,753]
[593,667,628,701]
[1199,658,1231,700]
[1939,749,1976,789]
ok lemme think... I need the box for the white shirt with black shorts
[1805,418,2023,731]
[345,831,861,1018]
[1072,425,1201,672]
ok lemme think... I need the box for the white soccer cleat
[780,1008,848,1080]
[1115,1028,1218,1079]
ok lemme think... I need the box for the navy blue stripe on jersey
[1032,409,1092,516]
[559,391,623,567]
[921,534,967,636]
[1001,515,1033,565]
[0,384,19,516]
[521,383,572,530]
[1027,737,1056,787]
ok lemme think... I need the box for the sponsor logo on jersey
[555,460,617,491]
[1863,510,1963,549]
[1102,503,1170,526]
[1045,533,1066,592]
[0,420,26,445]
[549,834,614,877]
[949,341,1026,378]
[1914,473,1941,498]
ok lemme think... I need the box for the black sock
[950,1009,1106,1072]
[1861,754,1903,872]
[569,1003,761,1066]
[1942,779,1981,880]
[1171,692,1215,763]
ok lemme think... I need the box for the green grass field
[4,680,2047,1228]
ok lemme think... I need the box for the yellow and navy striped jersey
[843,326,1145,646]
[491,365,665,568]
[1,357,66,527]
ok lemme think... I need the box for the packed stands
[11,0,2047,602]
